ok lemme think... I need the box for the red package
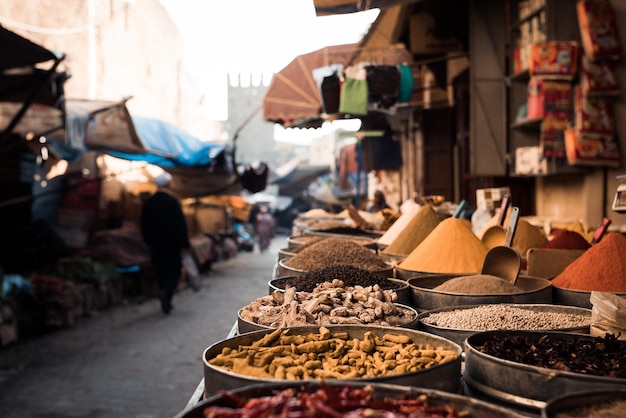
[540,111,570,159]
[577,0,622,60]
[574,86,615,137]
[580,56,620,96]
[529,42,579,79]
[527,78,572,119]
[565,127,621,167]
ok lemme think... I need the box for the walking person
[140,172,190,314]
[255,206,275,253]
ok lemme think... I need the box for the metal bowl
[277,258,394,279]
[552,285,626,309]
[203,324,462,396]
[237,302,420,333]
[407,274,552,312]
[176,380,527,418]
[396,266,479,281]
[379,252,406,267]
[463,330,626,412]
[267,276,411,305]
[418,304,591,349]
[541,388,626,418]
[277,247,296,261]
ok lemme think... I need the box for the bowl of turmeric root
[203,324,462,396]
[238,281,418,333]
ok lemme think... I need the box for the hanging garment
[398,64,414,103]
[312,64,343,114]
[240,163,268,193]
[339,65,368,115]
[320,73,341,114]
[365,65,400,108]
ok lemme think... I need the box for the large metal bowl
[551,285,626,309]
[418,304,591,349]
[237,302,420,333]
[267,275,411,305]
[203,324,463,396]
[407,274,552,312]
[463,330,626,412]
[176,380,527,418]
[396,266,476,281]
[541,388,626,418]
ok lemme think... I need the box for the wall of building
[226,73,278,165]
[535,0,626,231]
[0,0,208,137]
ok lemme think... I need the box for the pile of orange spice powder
[551,232,626,292]
[397,217,488,274]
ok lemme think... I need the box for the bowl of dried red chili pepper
[175,380,527,418]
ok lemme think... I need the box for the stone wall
[0,0,206,136]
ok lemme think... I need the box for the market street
[0,234,288,418]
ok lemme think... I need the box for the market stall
[176,196,626,417]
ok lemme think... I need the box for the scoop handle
[504,207,520,247]
[591,217,611,244]
[497,194,511,226]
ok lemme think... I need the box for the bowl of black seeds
[268,265,410,305]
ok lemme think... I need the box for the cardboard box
[476,187,511,212]
[515,146,548,175]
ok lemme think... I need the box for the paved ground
[0,234,288,418]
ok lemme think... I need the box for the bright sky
[159,0,378,120]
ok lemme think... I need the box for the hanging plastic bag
[590,291,626,339]
[339,65,368,116]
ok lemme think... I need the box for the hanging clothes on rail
[339,64,368,116]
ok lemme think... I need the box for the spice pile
[209,326,458,380]
[382,205,442,256]
[289,236,373,254]
[541,229,591,250]
[271,265,404,293]
[282,237,388,272]
[552,232,626,292]
[511,220,548,256]
[479,332,626,378]
[421,304,590,331]
[432,275,522,294]
[240,282,413,328]
[398,218,488,274]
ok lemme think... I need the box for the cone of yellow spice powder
[382,204,442,256]
[397,217,488,274]
[511,219,548,257]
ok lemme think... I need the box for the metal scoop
[481,194,510,249]
[481,206,521,285]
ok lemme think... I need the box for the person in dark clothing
[140,173,190,314]
[367,190,389,213]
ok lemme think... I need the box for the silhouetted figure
[367,190,389,213]
[140,173,190,314]
[255,206,275,253]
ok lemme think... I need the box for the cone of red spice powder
[541,230,591,250]
[552,232,626,292]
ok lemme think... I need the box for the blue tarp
[108,116,225,167]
